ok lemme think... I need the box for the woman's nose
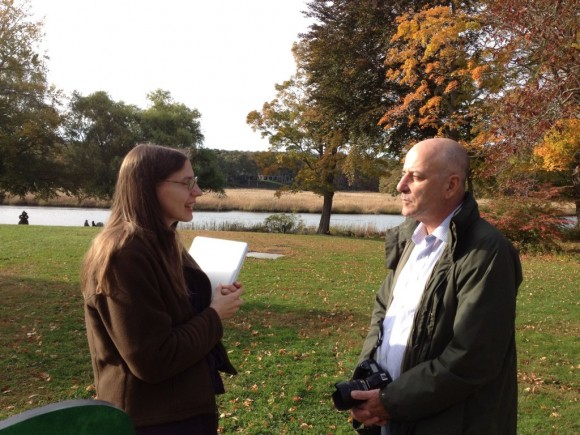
[191,184,202,197]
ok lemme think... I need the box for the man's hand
[350,389,390,427]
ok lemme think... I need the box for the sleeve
[93,246,223,384]
[380,235,520,421]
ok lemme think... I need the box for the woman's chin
[182,211,194,222]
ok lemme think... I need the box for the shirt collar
[412,204,462,246]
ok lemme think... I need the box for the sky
[28,0,312,151]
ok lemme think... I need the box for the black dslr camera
[332,358,392,411]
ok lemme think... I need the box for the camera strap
[369,318,385,361]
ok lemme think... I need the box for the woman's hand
[210,282,244,320]
[219,281,242,295]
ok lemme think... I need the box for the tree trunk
[317,191,334,235]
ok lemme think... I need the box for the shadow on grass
[0,274,369,421]
[0,274,93,419]
[223,299,370,364]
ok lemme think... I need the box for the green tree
[139,89,204,149]
[0,0,63,199]
[248,75,346,234]
[214,150,260,187]
[191,147,225,193]
[250,0,400,233]
[139,89,225,191]
[62,91,141,199]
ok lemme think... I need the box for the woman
[81,143,244,434]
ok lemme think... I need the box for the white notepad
[188,236,248,295]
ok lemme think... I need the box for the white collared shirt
[376,211,456,380]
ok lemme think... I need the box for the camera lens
[332,379,366,411]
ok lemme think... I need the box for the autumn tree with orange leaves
[379,5,488,143]
[380,0,578,230]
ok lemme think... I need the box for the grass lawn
[0,226,578,434]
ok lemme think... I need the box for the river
[0,205,405,231]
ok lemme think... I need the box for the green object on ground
[0,400,134,435]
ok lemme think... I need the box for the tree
[474,0,579,216]
[190,147,226,193]
[214,150,261,187]
[480,0,578,148]
[139,89,204,149]
[533,119,580,226]
[252,151,297,188]
[0,0,63,199]
[379,5,487,142]
[139,89,225,191]
[62,91,141,199]
[250,0,401,233]
[248,75,346,234]
[378,3,503,197]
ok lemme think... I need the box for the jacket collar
[448,192,479,260]
[385,192,479,269]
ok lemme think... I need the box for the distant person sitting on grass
[18,211,29,225]
[81,143,244,435]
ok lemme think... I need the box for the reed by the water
[2,189,404,215]
[195,189,402,214]
[2,188,576,216]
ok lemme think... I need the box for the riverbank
[2,189,576,216]
[2,189,404,215]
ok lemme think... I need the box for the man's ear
[445,174,461,199]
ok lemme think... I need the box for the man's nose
[396,175,408,193]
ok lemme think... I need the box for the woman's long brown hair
[81,143,194,298]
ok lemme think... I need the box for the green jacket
[358,193,522,434]
[83,237,235,427]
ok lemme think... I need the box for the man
[350,138,522,434]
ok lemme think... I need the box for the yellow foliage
[419,96,442,116]
[470,65,488,86]
[444,80,459,94]
[434,76,446,86]
[425,61,441,74]
[380,4,486,134]
[534,119,580,171]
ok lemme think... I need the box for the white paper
[188,236,248,295]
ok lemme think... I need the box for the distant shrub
[263,213,304,234]
[331,223,385,239]
[480,197,567,253]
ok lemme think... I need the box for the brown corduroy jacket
[83,237,235,428]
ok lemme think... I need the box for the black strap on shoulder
[369,318,384,361]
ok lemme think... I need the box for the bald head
[410,138,469,187]
[397,138,469,231]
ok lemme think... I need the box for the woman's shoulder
[110,234,160,267]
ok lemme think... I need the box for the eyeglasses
[162,176,198,191]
